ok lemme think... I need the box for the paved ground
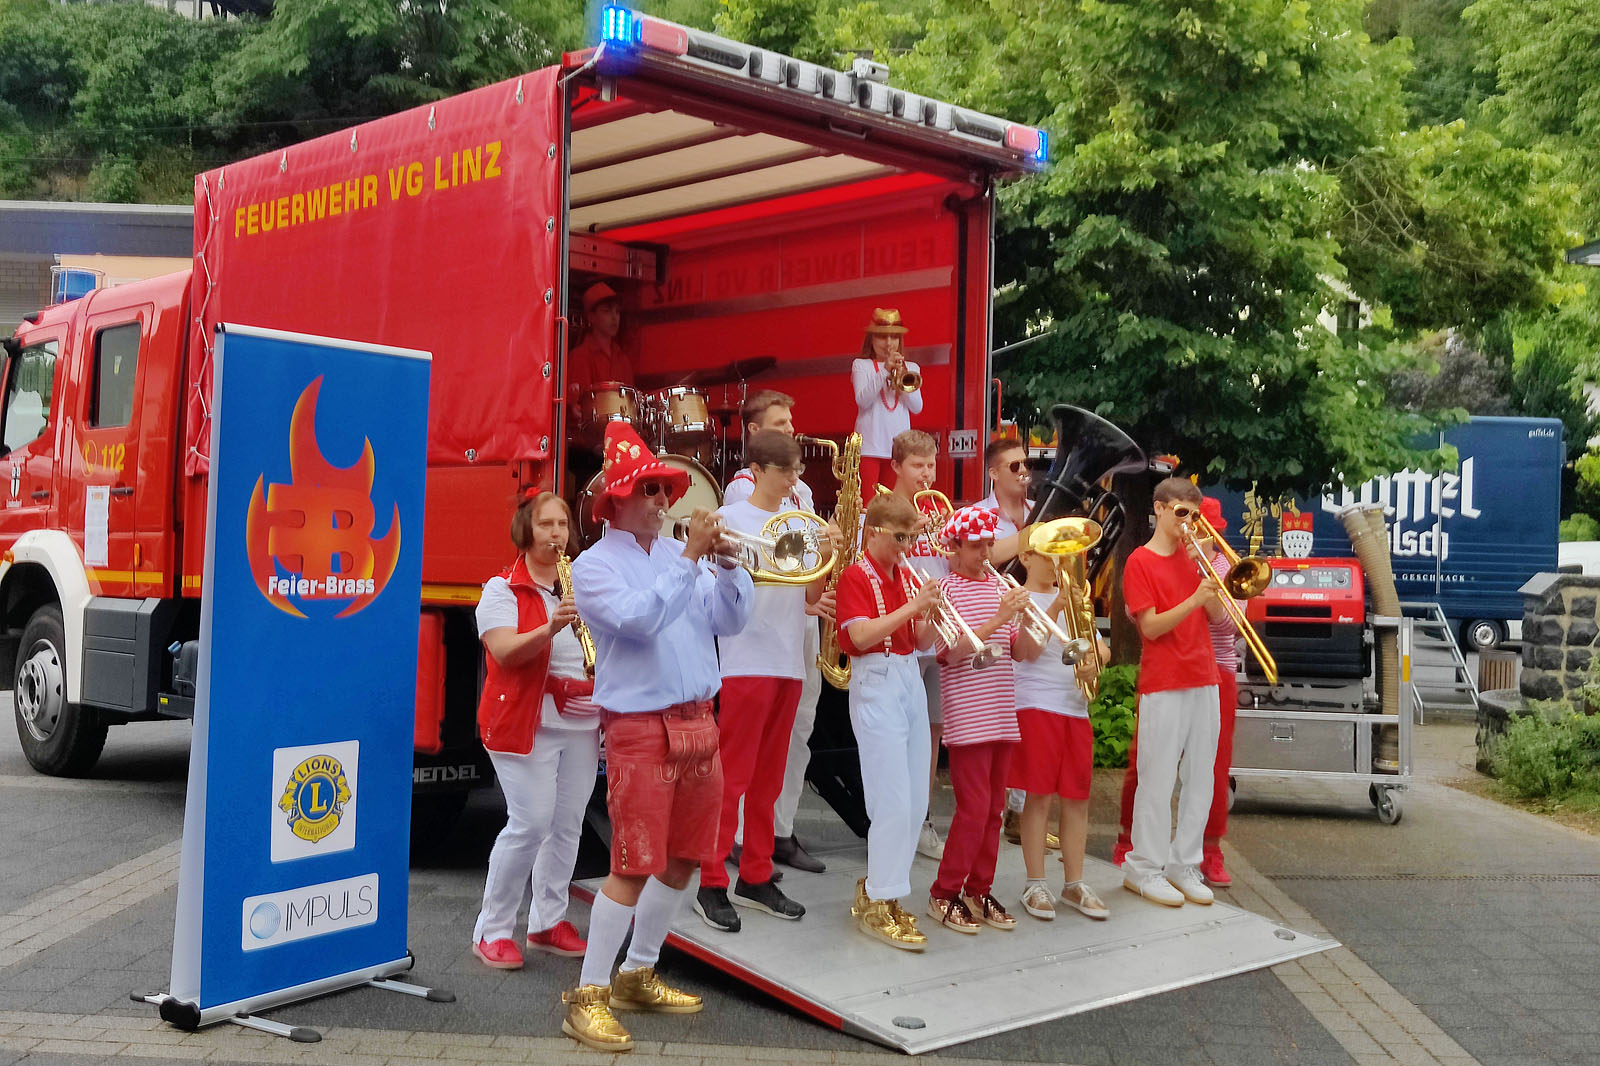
[0,694,1596,1066]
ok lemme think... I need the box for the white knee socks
[578,889,635,989]
[621,877,689,972]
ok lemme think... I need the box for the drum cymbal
[682,356,778,387]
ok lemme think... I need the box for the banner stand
[135,957,452,1042]
[141,325,447,1041]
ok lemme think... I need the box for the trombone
[902,565,1003,669]
[1178,517,1278,684]
[669,510,834,585]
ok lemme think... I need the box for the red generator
[1244,558,1367,679]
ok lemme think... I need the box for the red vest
[476,557,553,756]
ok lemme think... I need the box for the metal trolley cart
[1228,555,1416,825]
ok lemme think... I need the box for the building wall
[0,256,52,334]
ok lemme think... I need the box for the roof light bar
[593,8,1047,167]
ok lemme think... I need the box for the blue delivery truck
[1209,416,1563,651]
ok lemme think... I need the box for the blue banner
[168,325,430,1020]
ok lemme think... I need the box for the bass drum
[577,453,723,547]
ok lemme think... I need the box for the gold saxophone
[556,550,596,680]
[806,433,862,689]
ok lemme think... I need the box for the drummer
[567,282,635,398]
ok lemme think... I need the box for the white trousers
[850,654,930,900]
[1125,685,1219,880]
[473,725,601,943]
[737,623,821,843]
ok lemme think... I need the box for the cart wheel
[1373,787,1402,825]
[1368,783,1381,808]
[1227,776,1237,813]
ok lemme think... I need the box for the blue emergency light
[600,4,637,45]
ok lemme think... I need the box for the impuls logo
[244,376,401,618]
[241,874,378,951]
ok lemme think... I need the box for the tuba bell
[1023,405,1147,585]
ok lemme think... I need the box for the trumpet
[985,560,1092,667]
[1178,518,1278,684]
[555,549,596,680]
[902,565,1002,669]
[1025,517,1104,700]
[669,510,834,585]
[874,484,955,555]
[885,357,919,393]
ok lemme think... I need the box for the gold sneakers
[964,892,1018,931]
[610,965,704,1013]
[856,897,927,951]
[561,984,632,1051]
[851,877,871,917]
[886,899,928,947]
[928,894,982,934]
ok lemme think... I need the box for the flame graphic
[244,377,401,618]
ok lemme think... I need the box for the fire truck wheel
[13,605,107,777]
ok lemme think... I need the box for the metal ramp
[579,846,1335,1054]
[1401,601,1480,719]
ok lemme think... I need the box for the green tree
[1365,0,1496,126]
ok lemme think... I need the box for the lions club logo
[278,754,352,844]
[244,377,401,618]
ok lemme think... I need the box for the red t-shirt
[836,554,918,657]
[1123,544,1219,694]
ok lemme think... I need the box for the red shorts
[602,704,723,876]
[1008,708,1092,800]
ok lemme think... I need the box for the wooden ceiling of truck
[568,107,900,232]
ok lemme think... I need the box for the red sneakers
[473,937,524,969]
[528,920,588,957]
[1201,851,1231,887]
[1112,839,1131,867]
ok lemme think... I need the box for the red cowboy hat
[594,423,689,523]
[1200,496,1227,532]
[863,307,909,335]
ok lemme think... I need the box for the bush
[1089,664,1138,768]
[1492,706,1600,801]
[1560,513,1600,542]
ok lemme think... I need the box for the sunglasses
[638,481,669,498]
[872,527,918,544]
[1169,504,1199,520]
[1000,459,1026,475]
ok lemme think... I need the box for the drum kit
[571,357,777,544]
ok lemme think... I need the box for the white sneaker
[1122,872,1184,907]
[1166,866,1214,906]
[916,820,945,860]
[1020,882,1056,920]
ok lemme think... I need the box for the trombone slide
[1180,522,1278,684]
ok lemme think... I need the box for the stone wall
[1518,572,1600,702]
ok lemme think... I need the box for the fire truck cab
[1,10,1045,802]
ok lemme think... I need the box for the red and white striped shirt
[935,571,1019,746]
[1209,550,1240,669]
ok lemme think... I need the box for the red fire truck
[0,11,1045,811]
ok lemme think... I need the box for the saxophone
[811,433,862,689]
[556,550,596,680]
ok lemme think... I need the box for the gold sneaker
[561,984,632,1051]
[887,900,928,947]
[851,877,871,917]
[609,965,703,1013]
[1045,831,1061,851]
[964,892,1018,931]
[856,898,927,951]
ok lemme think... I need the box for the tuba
[1026,518,1104,700]
[1024,405,1147,585]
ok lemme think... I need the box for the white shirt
[572,527,754,714]
[714,501,808,680]
[851,357,924,458]
[723,471,814,513]
[476,576,597,732]
[979,491,1033,539]
[1012,590,1089,718]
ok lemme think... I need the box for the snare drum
[575,382,640,452]
[577,453,723,546]
[652,386,712,445]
